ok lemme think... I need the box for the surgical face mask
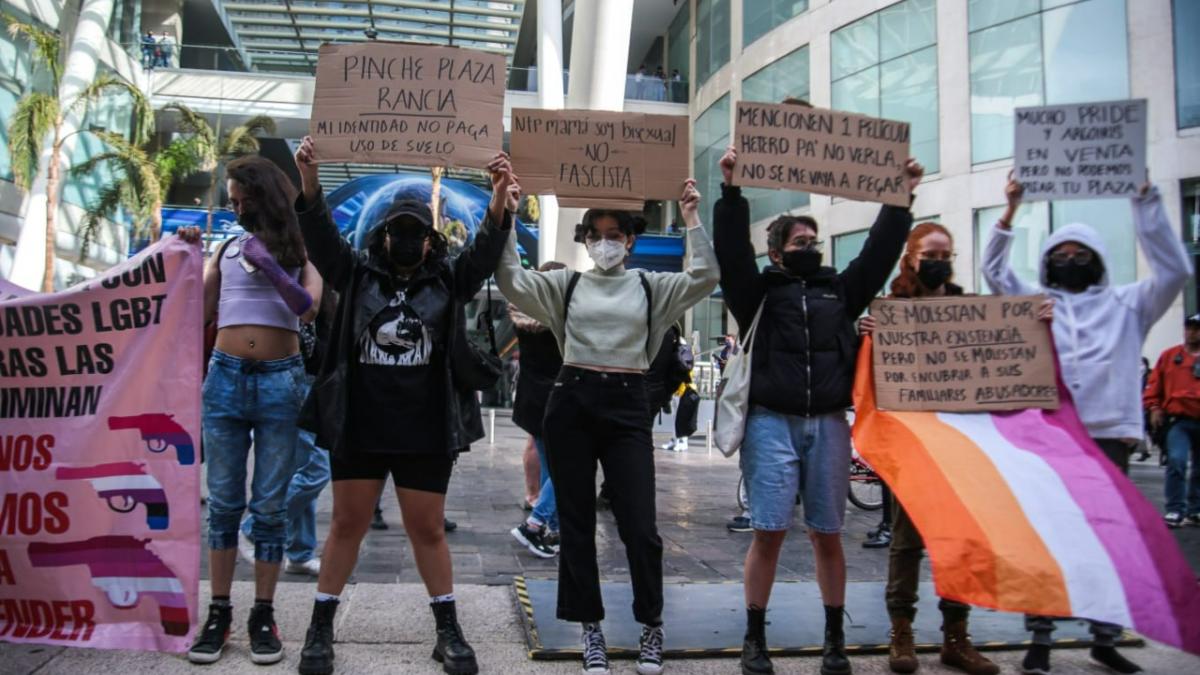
[781,248,822,277]
[1047,262,1100,292]
[917,259,953,290]
[587,239,627,271]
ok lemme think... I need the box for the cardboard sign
[733,102,911,207]
[510,109,690,210]
[0,237,202,652]
[870,295,1058,412]
[1014,99,1148,201]
[309,41,505,168]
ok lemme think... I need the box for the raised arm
[294,136,356,291]
[647,179,720,322]
[713,146,766,333]
[1127,184,1193,330]
[982,173,1040,296]
[493,237,568,333]
[839,159,922,317]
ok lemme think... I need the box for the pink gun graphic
[27,536,189,636]
[107,414,195,465]
[55,462,170,530]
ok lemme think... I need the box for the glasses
[917,251,956,262]
[1048,249,1095,266]
[792,238,824,252]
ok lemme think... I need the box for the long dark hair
[225,156,307,268]
[573,209,648,243]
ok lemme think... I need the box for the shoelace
[639,626,664,663]
[583,627,607,667]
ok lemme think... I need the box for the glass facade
[692,296,727,354]
[831,0,939,172]
[694,95,730,234]
[744,1,808,48]
[667,1,691,95]
[1175,0,1200,128]
[741,46,810,219]
[969,0,1129,164]
[696,0,731,87]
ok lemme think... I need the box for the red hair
[889,222,954,299]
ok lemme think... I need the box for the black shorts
[330,451,455,494]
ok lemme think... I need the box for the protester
[290,137,515,675]
[238,287,338,577]
[666,382,700,453]
[186,156,323,666]
[862,487,892,550]
[984,174,1191,675]
[509,261,567,559]
[1144,314,1200,528]
[522,435,541,511]
[495,179,719,675]
[859,222,1000,675]
[714,135,923,675]
[157,31,174,68]
[648,322,694,452]
[141,31,157,69]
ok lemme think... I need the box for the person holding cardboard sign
[495,179,719,675]
[288,136,516,675]
[714,140,923,675]
[983,174,1191,675]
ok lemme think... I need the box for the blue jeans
[530,436,558,531]
[241,426,331,563]
[203,350,307,563]
[1165,418,1200,516]
[740,407,851,533]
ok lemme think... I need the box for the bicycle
[734,451,884,513]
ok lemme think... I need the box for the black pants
[543,367,663,624]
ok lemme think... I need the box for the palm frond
[77,183,127,263]
[7,92,58,188]
[221,115,276,158]
[3,15,62,85]
[155,137,209,190]
[68,74,154,146]
[162,102,217,148]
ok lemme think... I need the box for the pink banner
[0,237,202,653]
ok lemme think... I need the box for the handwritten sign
[733,102,911,207]
[309,41,505,168]
[1014,99,1147,201]
[870,295,1058,412]
[0,237,201,653]
[510,109,690,210]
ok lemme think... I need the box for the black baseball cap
[382,198,433,230]
[1186,313,1200,327]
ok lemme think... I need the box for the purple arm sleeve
[241,235,313,317]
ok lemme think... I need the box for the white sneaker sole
[510,526,533,548]
[636,661,665,675]
[285,561,321,576]
[583,667,610,675]
[251,648,285,665]
[186,647,224,664]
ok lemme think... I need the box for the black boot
[431,600,478,675]
[298,599,338,675]
[741,606,774,675]
[821,605,851,675]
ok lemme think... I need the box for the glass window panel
[1042,0,1128,104]
[744,0,808,48]
[667,2,691,91]
[832,66,880,116]
[833,230,869,272]
[881,46,938,173]
[1176,0,1200,128]
[743,46,809,103]
[879,0,936,61]
[831,13,878,80]
[1050,199,1135,285]
[967,0,1040,31]
[968,15,1043,163]
[974,202,1050,292]
[692,297,726,348]
[694,95,730,234]
[696,0,731,86]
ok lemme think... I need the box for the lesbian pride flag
[851,337,1200,654]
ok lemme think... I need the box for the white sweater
[982,186,1192,439]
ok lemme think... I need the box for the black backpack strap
[563,271,582,327]
[482,279,498,355]
[638,271,653,354]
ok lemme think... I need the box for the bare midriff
[215,324,300,361]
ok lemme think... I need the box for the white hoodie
[982,187,1192,440]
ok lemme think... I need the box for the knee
[808,531,843,555]
[407,519,446,549]
[330,511,371,542]
[750,530,786,553]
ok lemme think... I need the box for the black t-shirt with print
[349,287,444,454]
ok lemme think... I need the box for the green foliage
[7,92,57,188]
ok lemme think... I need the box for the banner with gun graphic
[0,237,202,653]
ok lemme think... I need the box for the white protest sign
[1013,99,1147,201]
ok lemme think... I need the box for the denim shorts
[739,406,851,533]
[202,350,308,563]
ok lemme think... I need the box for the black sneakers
[187,603,232,664]
[431,600,478,675]
[863,522,892,549]
[1022,644,1051,674]
[1090,646,1143,673]
[726,516,753,533]
[248,602,284,665]
[636,624,665,675]
[299,599,338,675]
[582,622,610,674]
[511,521,558,558]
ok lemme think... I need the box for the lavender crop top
[217,238,302,332]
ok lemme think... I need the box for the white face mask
[587,239,627,271]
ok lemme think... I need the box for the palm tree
[5,16,151,291]
[204,115,276,248]
[72,103,217,258]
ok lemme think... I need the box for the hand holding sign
[680,179,701,228]
[719,145,737,186]
[295,136,320,202]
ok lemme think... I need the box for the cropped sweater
[494,225,719,371]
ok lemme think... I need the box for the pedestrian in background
[1144,314,1200,528]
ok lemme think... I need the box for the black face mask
[1047,262,1101,292]
[917,259,953,290]
[238,210,261,232]
[387,233,425,268]
[781,248,822,277]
